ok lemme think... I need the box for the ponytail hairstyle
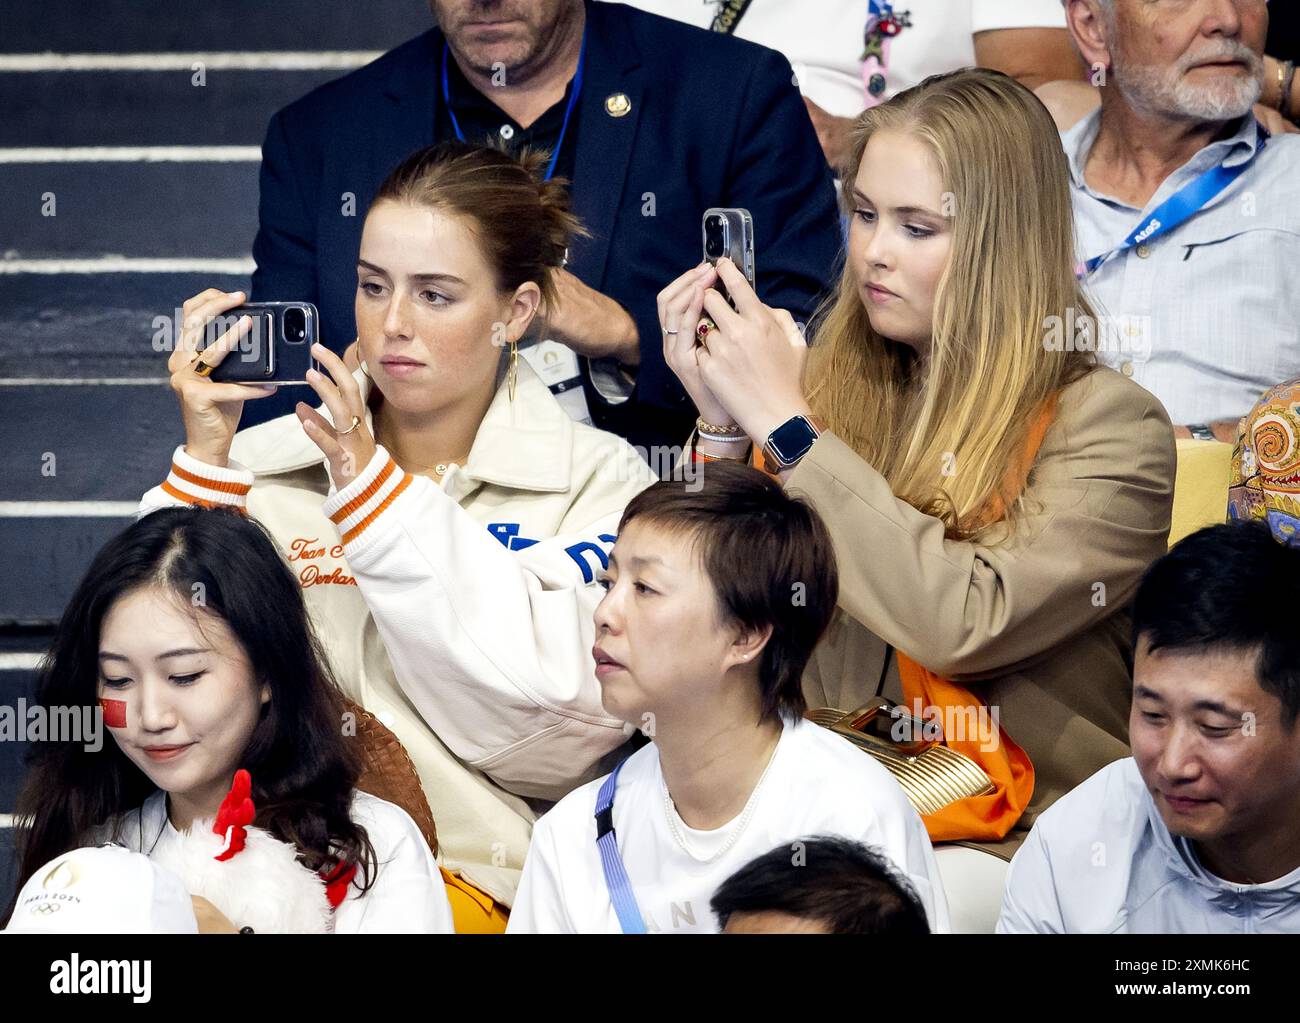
[371,139,587,311]
[3,507,377,926]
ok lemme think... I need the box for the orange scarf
[763,398,1058,842]
[897,399,1057,841]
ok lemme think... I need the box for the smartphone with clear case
[702,207,755,305]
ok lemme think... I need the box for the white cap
[3,845,198,934]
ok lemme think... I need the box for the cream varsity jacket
[140,361,658,904]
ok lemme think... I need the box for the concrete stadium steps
[1,3,441,891]
[3,0,431,52]
[0,70,359,147]
[2,163,258,256]
[1,383,180,500]
[0,517,143,624]
[1,662,39,809]
[0,828,15,912]
[1,655,42,909]
[1,380,185,624]
[0,272,252,377]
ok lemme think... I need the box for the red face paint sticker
[99,698,127,729]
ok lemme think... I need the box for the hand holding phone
[168,289,284,467]
[194,301,320,385]
[702,208,755,306]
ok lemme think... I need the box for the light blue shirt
[998,758,1300,934]
[1063,110,1300,425]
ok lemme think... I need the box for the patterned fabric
[1228,379,1300,545]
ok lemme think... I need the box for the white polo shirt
[622,0,1068,116]
[507,716,950,933]
[998,758,1300,933]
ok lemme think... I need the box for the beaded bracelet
[697,429,750,444]
[696,417,743,435]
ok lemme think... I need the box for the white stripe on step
[0,257,254,274]
[0,502,138,516]
[0,146,260,163]
[0,653,45,671]
[0,51,382,72]
[0,378,169,386]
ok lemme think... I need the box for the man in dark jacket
[247,0,842,452]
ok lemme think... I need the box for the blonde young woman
[146,142,658,928]
[658,68,1176,930]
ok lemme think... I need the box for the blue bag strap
[594,759,647,934]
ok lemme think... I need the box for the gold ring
[695,317,717,348]
[337,415,362,436]
[191,353,215,378]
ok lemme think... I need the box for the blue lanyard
[594,759,646,934]
[440,29,587,183]
[1082,126,1268,275]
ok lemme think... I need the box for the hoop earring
[359,359,373,382]
[508,338,519,402]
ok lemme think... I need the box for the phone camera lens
[283,307,308,344]
[705,216,726,259]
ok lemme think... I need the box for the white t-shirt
[621,0,1068,116]
[108,789,455,934]
[507,717,950,932]
[998,758,1300,934]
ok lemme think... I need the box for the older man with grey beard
[1060,0,1300,443]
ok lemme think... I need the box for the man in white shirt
[999,523,1300,933]
[623,0,1084,169]
[508,462,948,933]
[1060,0,1300,439]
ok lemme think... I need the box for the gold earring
[508,338,519,402]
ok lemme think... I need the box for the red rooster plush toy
[152,769,354,933]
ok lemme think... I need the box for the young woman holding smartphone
[658,68,1176,929]
[148,142,658,925]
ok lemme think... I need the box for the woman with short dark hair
[507,462,947,933]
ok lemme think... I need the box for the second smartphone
[702,207,756,306]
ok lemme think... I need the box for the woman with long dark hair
[3,506,452,933]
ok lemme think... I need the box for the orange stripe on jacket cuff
[160,479,247,512]
[329,456,398,526]
[340,472,412,546]
[170,461,252,496]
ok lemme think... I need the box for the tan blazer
[789,367,1176,857]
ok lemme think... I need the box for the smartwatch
[762,415,826,473]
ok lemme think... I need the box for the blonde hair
[807,68,1095,540]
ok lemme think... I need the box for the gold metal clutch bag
[808,699,994,817]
